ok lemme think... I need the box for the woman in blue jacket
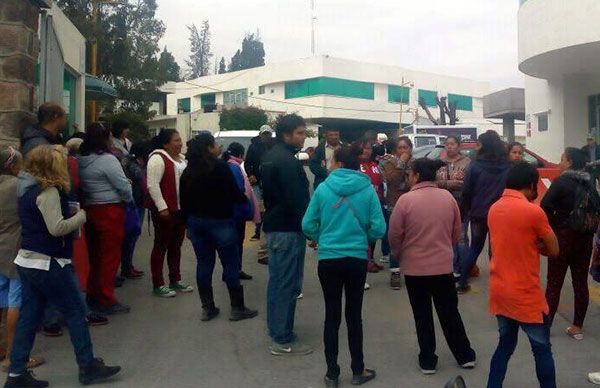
[302,145,386,387]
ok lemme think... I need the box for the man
[111,120,132,158]
[21,102,67,156]
[309,127,342,190]
[582,134,600,186]
[262,114,312,356]
[487,162,559,388]
[245,125,274,262]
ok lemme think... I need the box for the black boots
[227,286,258,321]
[4,371,48,387]
[78,358,121,385]
[198,287,220,321]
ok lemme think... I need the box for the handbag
[124,204,142,238]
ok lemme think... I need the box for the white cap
[377,133,388,142]
[259,125,273,134]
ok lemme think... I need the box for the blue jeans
[121,207,145,274]
[11,261,94,375]
[380,204,390,257]
[187,216,241,290]
[267,232,306,345]
[459,219,488,287]
[388,209,400,270]
[454,221,470,275]
[487,315,556,388]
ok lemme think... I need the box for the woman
[79,123,133,314]
[542,147,596,340]
[302,145,385,387]
[356,138,385,276]
[0,146,44,372]
[458,131,510,293]
[147,129,193,298]
[508,142,524,164]
[181,133,257,322]
[7,145,120,387]
[380,136,414,290]
[436,136,471,282]
[222,142,260,281]
[389,158,476,375]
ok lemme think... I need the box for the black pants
[318,258,368,378]
[235,220,246,271]
[405,274,476,370]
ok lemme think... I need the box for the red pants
[85,204,125,306]
[72,225,90,291]
[150,211,186,288]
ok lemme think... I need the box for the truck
[402,124,478,142]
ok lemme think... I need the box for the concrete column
[503,117,515,143]
[0,0,41,147]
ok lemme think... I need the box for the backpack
[567,180,600,233]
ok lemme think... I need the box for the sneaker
[169,281,194,293]
[114,275,125,288]
[4,371,48,387]
[296,293,303,300]
[86,313,109,327]
[390,272,402,290]
[470,264,480,278]
[40,324,62,337]
[257,257,269,265]
[367,262,380,273]
[250,234,260,241]
[364,283,370,290]
[351,368,376,385]
[456,284,471,295]
[324,376,339,387]
[379,256,390,264]
[269,341,313,356]
[588,372,600,385]
[123,269,143,279]
[239,271,253,280]
[94,303,130,315]
[79,358,121,385]
[453,273,461,283]
[460,361,476,369]
[420,368,437,375]
[154,286,176,298]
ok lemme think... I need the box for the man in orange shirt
[487,162,559,388]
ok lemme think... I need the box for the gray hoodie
[78,153,133,206]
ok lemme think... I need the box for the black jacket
[461,159,510,221]
[180,160,247,220]
[261,141,310,232]
[244,136,273,185]
[20,125,62,156]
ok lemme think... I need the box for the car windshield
[215,136,253,155]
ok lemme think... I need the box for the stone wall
[0,0,42,147]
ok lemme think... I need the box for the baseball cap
[259,125,273,134]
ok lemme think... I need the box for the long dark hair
[186,132,218,175]
[80,122,111,156]
[334,144,362,171]
[412,158,446,183]
[221,142,245,162]
[151,129,178,152]
[477,131,506,161]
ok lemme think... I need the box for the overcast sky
[155,0,523,90]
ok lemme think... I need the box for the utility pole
[398,77,414,136]
[311,0,317,55]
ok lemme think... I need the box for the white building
[519,0,600,162]
[161,56,501,141]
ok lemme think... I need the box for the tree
[185,21,212,79]
[219,107,268,131]
[158,47,181,82]
[56,0,176,118]
[218,57,227,74]
[104,111,150,143]
[228,33,265,72]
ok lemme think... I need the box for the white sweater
[146,149,187,212]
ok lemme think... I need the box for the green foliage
[218,57,227,74]
[219,107,268,131]
[159,47,181,82]
[103,111,150,143]
[56,0,181,119]
[185,21,212,79]
[228,33,265,72]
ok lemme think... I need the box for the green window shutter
[285,77,374,100]
[200,93,216,107]
[418,89,438,107]
[388,85,410,104]
[448,93,473,111]
[178,98,191,113]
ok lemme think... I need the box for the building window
[223,89,248,105]
[177,97,191,113]
[284,77,374,100]
[418,89,438,107]
[447,93,473,111]
[388,85,410,104]
[199,93,216,108]
[259,86,266,95]
[537,113,548,132]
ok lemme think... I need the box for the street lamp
[90,0,129,122]
[398,76,414,136]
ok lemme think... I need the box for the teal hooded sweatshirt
[302,168,386,260]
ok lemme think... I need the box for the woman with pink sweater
[388,158,475,375]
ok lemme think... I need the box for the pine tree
[218,57,227,74]
[185,20,213,78]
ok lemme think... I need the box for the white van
[404,133,447,149]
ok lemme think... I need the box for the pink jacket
[228,158,261,223]
[388,182,461,276]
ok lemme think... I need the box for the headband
[3,147,17,169]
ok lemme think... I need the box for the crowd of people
[2,100,600,387]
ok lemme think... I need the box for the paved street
[25,226,600,388]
